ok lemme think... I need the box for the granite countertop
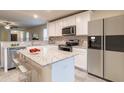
[7,46,27,48]
[18,45,80,67]
[73,46,87,49]
[49,44,87,49]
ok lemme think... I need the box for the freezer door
[88,19,103,36]
[88,19,104,77]
[104,15,124,81]
[87,49,103,77]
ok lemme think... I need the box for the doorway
[11,34,17,41]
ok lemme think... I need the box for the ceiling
[0,10,81,29]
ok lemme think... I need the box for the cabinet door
[74,48,87,70]
[52,57,74,82]
[75,54,87,70]
[62,15,76,27]
[55,20,63,36]
[76,12,90,35]
[48,22,56,37]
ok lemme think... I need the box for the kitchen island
[18,45,79,82]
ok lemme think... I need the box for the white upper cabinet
[48,20,63,37]
[48,21,56,37]
[62,15,76,27]
[55,20,63,36]
[76,11,91,35]
[48,11,91,37]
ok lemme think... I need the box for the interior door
[11,34,17,41]
[104,15,124,81]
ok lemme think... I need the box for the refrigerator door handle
[100,19,104,77]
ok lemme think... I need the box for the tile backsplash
[49,35,88,48]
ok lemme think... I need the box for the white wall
[0,27,11,41]
[0,24,47,41]
[90,10,124,20]
[0,27,29,41]
[26,24,47,41]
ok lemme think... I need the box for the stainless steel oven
[62,25,76,36]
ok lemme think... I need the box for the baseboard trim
[88,73,112,82]
[8,67,16,70]
[75,66,87,73]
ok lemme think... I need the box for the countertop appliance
[62,25,76,36]
[7,47,26,70]
[88,15,124,81]
[58,39,79,52]
[66,39,79,46]
[58,45,72,52]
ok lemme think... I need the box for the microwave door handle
[69,28,72,33]
[71,28,73,34]
[72,27,76,34]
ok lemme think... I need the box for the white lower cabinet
[74,48,87,71]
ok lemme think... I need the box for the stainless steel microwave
[62,25,76,36]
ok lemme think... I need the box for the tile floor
[0,69,20,82]
[75,69,105,82]
[0,68,106,82]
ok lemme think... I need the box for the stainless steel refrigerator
[88,15,124,81]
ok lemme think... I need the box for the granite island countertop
[18,45,80,67]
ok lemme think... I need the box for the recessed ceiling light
[33,14,38,19]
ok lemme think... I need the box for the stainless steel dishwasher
[7,47,26,70]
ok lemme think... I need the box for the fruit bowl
[30,51,40,55]
[29,48,40,54]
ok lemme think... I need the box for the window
[43,28,48,41]
[26,32,29,41]
[32,33,39,40]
